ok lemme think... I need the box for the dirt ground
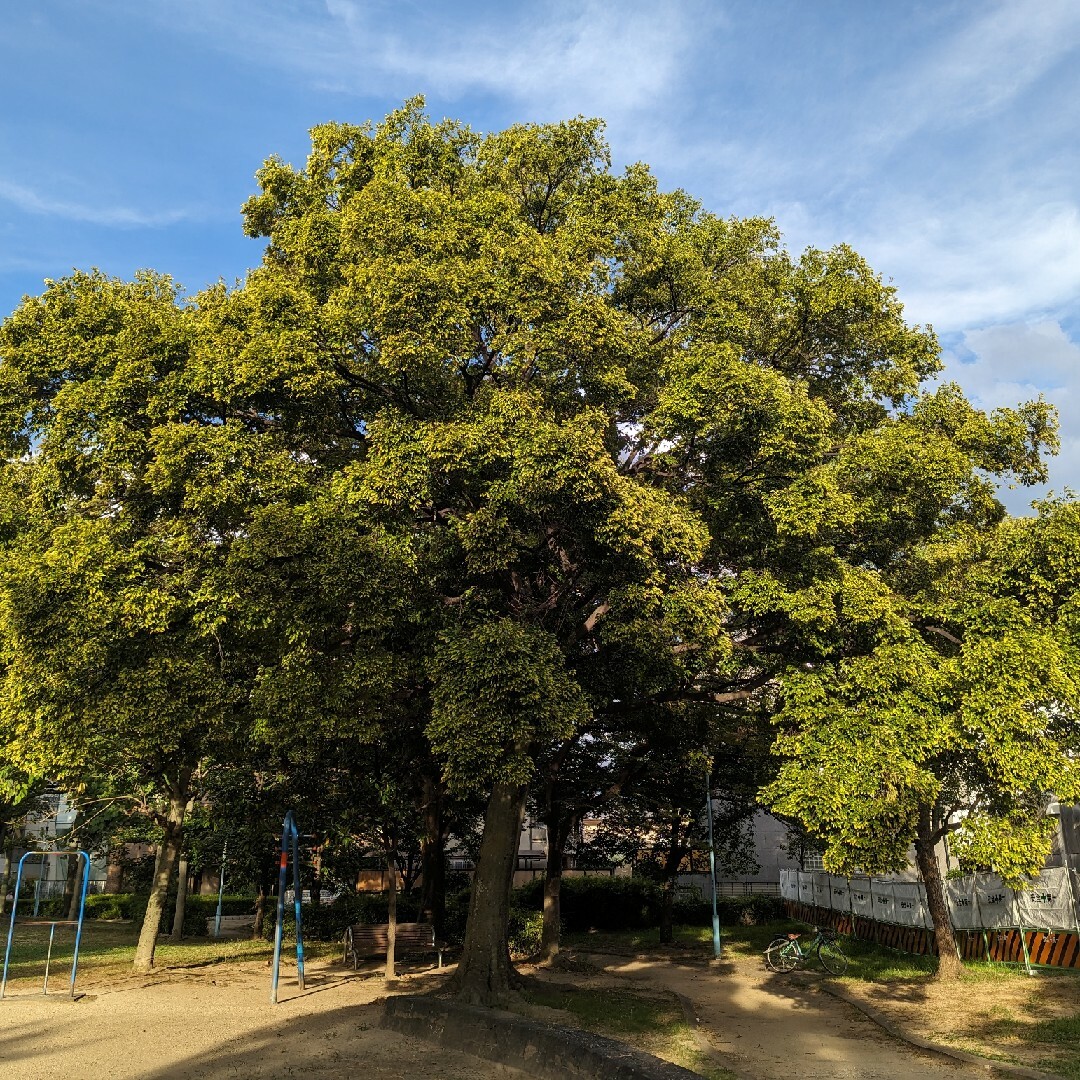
[5,942,1067,1079]
[562,950,980,1080]
[840,969,1080,1075]
[0,957,518,1080]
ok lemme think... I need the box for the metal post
[2,850,90,1001]
[213,841,228,938]
[68,852,90,998]
[271,811,305,1003]
[704,773,721,960]
[43,923,56,994]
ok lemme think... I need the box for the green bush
[508,907,543,958]
[262,892,424,943]
[514,875,661,930]
[514,876,783,931]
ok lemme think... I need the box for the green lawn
[563,920,1056,983]
[0,920,337,990]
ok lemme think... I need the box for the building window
[802,853,825,872]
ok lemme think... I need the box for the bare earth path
[573,950,979,1080]
[0,958,517,1080]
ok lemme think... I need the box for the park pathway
[577,950,977,1080]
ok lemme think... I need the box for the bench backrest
[347,922,434,953]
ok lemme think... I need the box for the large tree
[236,100,1052,1000]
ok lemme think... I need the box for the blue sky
[2,0,1079,511]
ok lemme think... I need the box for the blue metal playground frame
[270,811,306,1004]
[1,849,91,1000]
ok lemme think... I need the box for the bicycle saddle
[786,932,801,940]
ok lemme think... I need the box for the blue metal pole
[271,811,305,1003]
[705,773,722,960]
[68,851,90,998]
[270,830,289,1004]
[291,822,305,991]
[1,852,30,1000]
[213,841,227,938]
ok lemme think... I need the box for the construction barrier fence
[780,867,1080,971]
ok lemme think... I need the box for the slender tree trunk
[540,818,572,963]
[419,774,446,940]
[915,803,963,980]
[385,837,398,982]
[311,840,322,908]
[61,808,84,917]
[171,853,190,939]
[454,782,527,1004]
[104,847,124,894]
[134,784,188,972]
[659,818,682,946]
[252,847,273,938]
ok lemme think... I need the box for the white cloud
[868,0,1080,150]
[942,319,1080,511]
[857,198,1080,331]
[0,178,198,228]
[151,0,716,128]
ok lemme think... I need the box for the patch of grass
[521,983,736,1078]
[0,920,303,990]
[1026,1013,1080,1075]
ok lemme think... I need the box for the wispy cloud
[138,0,716,125]
[866,0,1080,151]
[942,320,1080,510]
[0,179,198,228]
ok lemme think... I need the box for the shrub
[261,892,424,942]
[514,875,661,931]
[508,908,543,959]
[514,875,783,931]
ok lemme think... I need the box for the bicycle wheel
[817,938,848,975]
[765,937,799,973]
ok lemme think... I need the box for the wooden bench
[343,922,445,971]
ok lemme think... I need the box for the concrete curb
[817,981,1064,1080]
[379,994,703,1079]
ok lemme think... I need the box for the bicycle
[764,926,848,975]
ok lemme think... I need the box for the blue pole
[213,841,227,938]
[292,826,305,991]
[705,773,722,960]
[1,850,91,1000]
[1,853,29,1000]
[68,852,90,998]
[271,812,304,1003]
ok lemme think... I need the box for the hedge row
[512,875,783,930]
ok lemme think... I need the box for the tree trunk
[171,853,190,939]
[385,838,398,981]
[105,847,124,894]
[454,782,527,1004]
[252,847,273,939]
[311,841,322,909]
[915,803,963,980]
[659,818,682,946]
[540,818,572,963]
[134,785,188,972]
[419,774,447,940]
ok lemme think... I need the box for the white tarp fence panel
[1013,867,1077,932]
[870,879,897,924]
[797,871,815,906]
[780,870,798,901]
[849,878,874,919]
[974,874,1018,929]
[813,874,831,910]
[946,878,980,929]
[891,881,930,928]
[828,874,852,914]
